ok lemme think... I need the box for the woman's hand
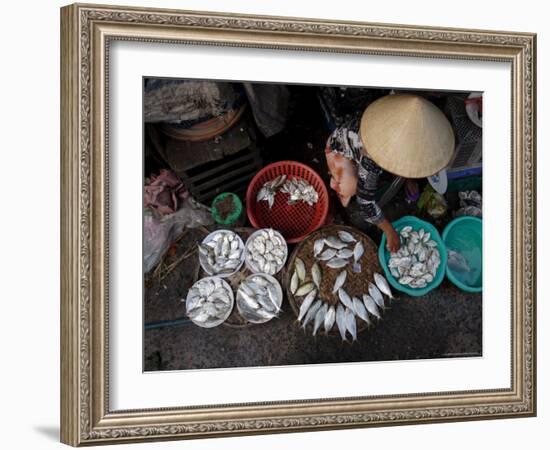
[386,227,401,253]
[379,219,400,253]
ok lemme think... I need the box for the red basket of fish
[246,161,329,243]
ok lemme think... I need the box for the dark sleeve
[355,156,384,225]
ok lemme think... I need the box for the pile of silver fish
[313,230,364,273]
[198,230,244,276]
[245,228,287,275]
[279,177,319,206]
[236,274,282,323]
[387,226,441,289]
[256,175,319,208]
[291,237,395,340]
[185,277,234,328]
[256,175,287,209]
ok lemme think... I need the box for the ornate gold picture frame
[60,3,536,446]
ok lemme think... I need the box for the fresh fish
[368,282,385,310]
[311,262,322,289]
[332,270,347,293]
[337,230,356,243]
[246,229,287,275]
[336,248,354,259]
[353,297,371,325]
[238,290,260,310]
[353,241,365,262]
[326,258,348,269]
[313,239,325,257]
[257,295,277,313]
[373,272,394,300]
[298,289,318,321]
[290,270,299,294]
[338,288,354,309]
[345,308,357,342]
[302,300,322,329]
[324,236,348,250]
[324,305,336,334]
[295,282,315,297]
[318,248,337,261]
[187,277,233,326]
[313,304,328,336]
[280,177,319,206]
[362,294,381,320]
[336,304,347,341]
[386,227,440,289]
[295,257,306,281]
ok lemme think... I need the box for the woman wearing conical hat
[325,94,455,252]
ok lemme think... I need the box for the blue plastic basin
[378,216,447,297]
[442,216,482,293]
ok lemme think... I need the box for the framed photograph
[60,3,536,446]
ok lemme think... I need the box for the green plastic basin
[442,216,482,293]
[378,216,447,297]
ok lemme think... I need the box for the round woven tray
[194,227,284,329]
[283,224,382,337]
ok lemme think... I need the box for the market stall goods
[198,229,245,277]
[245,228,288,275]
[185,276,234,328]
[387,226,441,289]
[286,225,393,340]
[256,174,320,208]
[236,273,283,324]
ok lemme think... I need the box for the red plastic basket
[246,161,329,243]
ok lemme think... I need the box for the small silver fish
[336,304,347,341]
[311,262,322,289]
[313,304,328,336]
[296,282,315,296]
[295,258,306,281]
[298,290,317,321]
[345,307,357,342]
[313,239,325,257]
[353,241,365,262]
[338,288,354,309]
[318,248,337,261]
[353,297,371,325]
[362,294,381,320]
[302,300,322,328]
[290,270,299,294]
[337,230,356,243]
[326,258,348,269]
[324,236,348,250]
[368,282,385,310]
[336,248,354,259]
[332,270,347,293]
[324,305,336,334]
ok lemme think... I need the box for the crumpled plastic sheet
[144,197,214,273]
[144,169,188,215]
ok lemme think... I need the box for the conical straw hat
[360,94,455,178]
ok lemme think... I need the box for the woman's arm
[378,219,400,253]
[356,157,400,252]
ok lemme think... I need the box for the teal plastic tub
[378,216,447,297]
[442,216,482,293]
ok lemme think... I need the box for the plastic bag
[447,250,472,273]
[417,185,448,219]
[143,198,214,273]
